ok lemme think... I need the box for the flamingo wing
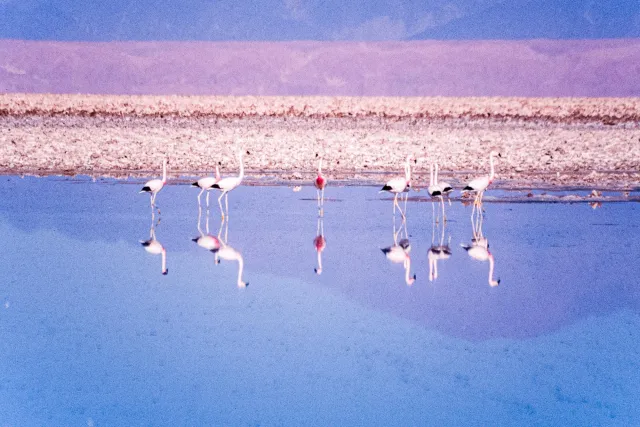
[382,177,407,193]
[213,177,241,191]
[464,176,490,192]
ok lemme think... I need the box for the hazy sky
[0,0,639,41]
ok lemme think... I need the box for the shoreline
[1,94,639,190]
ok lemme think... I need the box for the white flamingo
[192,205,221,252]
[428,200,451,282]
[461,201,500,287]
[427,163,441,197]
[140,211,167,275]
[435,162,453,195]
[139,158,168,208]
[214,218,248,288]
[212,151,245,220]
[380,155,412,217]
[192,165,221,208]
[381,217,416,286]
[463,150,501,205]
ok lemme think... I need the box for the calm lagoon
[0,177,638,425]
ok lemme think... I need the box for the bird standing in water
[212,151,245,220]
[314,158,327,215]
[192,165,221,208]
[140,158,168,210]
[380,155,412,218]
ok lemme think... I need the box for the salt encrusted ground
[1,94,639,190]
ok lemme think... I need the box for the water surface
[0,177,638,425]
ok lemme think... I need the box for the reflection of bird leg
[488,253,499,287]
[441,196,446,223]
[317,188,320,208]
[431,202,436,245]
[225,192,229,219]
[393,194,397,214]
[198,188,204,206]
[197,204,203,236]
[218,191,225,220]
[206,191,210,209]
[403,192,408,215]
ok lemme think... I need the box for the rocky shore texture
[1,94,639,190]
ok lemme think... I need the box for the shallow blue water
[0,177,638,425]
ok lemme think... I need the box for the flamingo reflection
[214,218,248,288]
[313,216,326,274]
[428,199,451,282]
[192,205,221,252]
[140,210,168,275]
[381,216,416,286]
[461,201,500,287]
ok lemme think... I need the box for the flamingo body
[140,179,164,194]
[464,176,491,193]
[381,177,409,193]
[213,176,242,192]
[314,235,326,251]
[192,235,221,251]
[315,175,326,190]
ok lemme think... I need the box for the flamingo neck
[318,159,323,176]
[429,164,434,186]
[488,253,498,287]
[489,153,495,181]
[317,251,323,273]
[405,161,411,183]
[435,163,439,185]
[162,159,167,183]
[215,165,220,180]
[237,256,245,288]
[404,257,412,285]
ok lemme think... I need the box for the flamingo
[428,199,451,282]
[212,151,245,220]
[461,202,500,287]
[381,217,416,286]
[463,150,501,205]
[314,159,327,215]
[313,216,326,275]
[192,205,221,252]
[435,163,453,195]
[139,158,168,208]
[140,211,167,275]
[192,165,221,208]
[380,155,412,217]
[428,163,441,197]
[214,217,248,288]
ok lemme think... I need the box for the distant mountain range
[0,0,638,41]
[1,39,639,96]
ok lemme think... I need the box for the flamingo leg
[206,191,210,208]
[393,194,397,214]
[317,189,320,208]
[225,193,229,218]
[403,192,408,215]
[198,188,204,206]
[218,192,225,220]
